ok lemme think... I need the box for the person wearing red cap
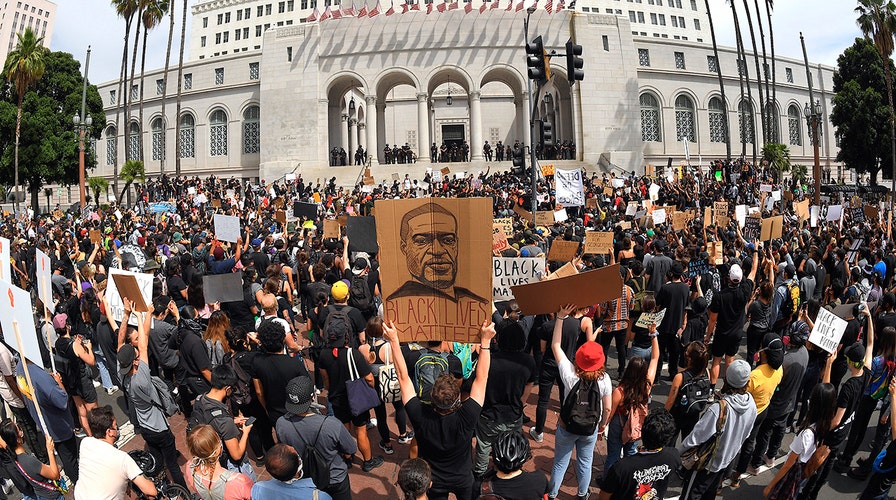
[546,305,614,500]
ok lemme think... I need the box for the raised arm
[552,305,577,364]
[383,321,418,405]
[117,299,134,349]
[468,320,496,406]
[863,307,874,370]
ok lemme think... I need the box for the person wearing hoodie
[800,259,817,305]
[679,359,757,499]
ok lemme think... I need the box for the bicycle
[128,450,194,500]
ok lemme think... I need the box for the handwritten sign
[492,257,547,301]
[635,309,667,329]
[688,258,711,278]
[492,224,509,253]
[714,202,728,226]
[584,232,614,255]
[535,211,554,226]
[540,164,555,177]
[709,241,723,265]
[652,208,667,226]
[213,214,241,243]
[851,206,865,223]
[760,216,783,241]
[547,240,579,262]
[555,168,584,207]
[743,216,761,241]
[494,218,513,237]
[324,219,341,239]
[809,307,848,354]
[106,268,154,326]
[672,212,688,231]
[703,207,712,228]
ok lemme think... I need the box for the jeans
[93,348,114,390]
[141,427,187,490]
[752,410,788,468]
[534,364,563,435]
[604,413,637,479]
[548,424,599,497]
[629,345,653,363]
[474,416,522,476]
[599,329,628,375]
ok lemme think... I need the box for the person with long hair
[666,341,710,444]
[763,383,838,500]
[0,418,59,499]
[185,424,254,500]
[398,458,432,500]
[360,316,409,454]
[746,281,774,368]
[204,310,232,367]
[546,305,613,500]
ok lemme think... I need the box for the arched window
[151,118,165,161]
[105,126,117,165]
[788,105,802,146]
[674,94,696,142]
[708,97,726,143]
[210,109,228,157]
[128,122,140,161]
[765,102,779,143]
[640,93,661,142]
[243,105,260,154]
[738,100,754,144]
[179,114,195,158]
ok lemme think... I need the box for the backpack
[224,352,253,406]
[559,378,603,436]
[452,343,476,380]
[323,306,353,347]
[125,372,179,418]
[672,370,713,420]
[680,400,728,471]
[298,417,332,490]
[629,277,651,314]
[414,350,449,403]
[868,357,896,400]
[206,339,225,369]
[347,275,374,314]
[777,280,801,326]
[619,390,649,444]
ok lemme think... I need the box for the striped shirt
[602,285,634,332]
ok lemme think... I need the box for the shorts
[331,403,370,427]
[711,332,742,358]
[73,374,98,404]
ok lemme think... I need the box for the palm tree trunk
[731,2,748,159]
[754,0,771,141]
[742,0,766,146]
[13,96,22,212]
[126,5,144,162]
[114,17,132,199]
[174,0,187,177]
[138,17,150,163]
[160,2,175,175]
[705,0,730,160]
[766,0,776,143]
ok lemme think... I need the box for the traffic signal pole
[524,9,539,216]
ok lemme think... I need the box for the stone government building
[92,2,843,188]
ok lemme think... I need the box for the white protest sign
[188,187,196,195]
[35,249,52,308]
[553,208,568,223]
[285,173,297,181]
[649,183,661,201]
[555,168,585,207]
[611,178,625,188]
[106,268,154,326]
[808,307,848,354]
[652,208,667,226]
[492,257,546,301]
[0,237,10,283]
[0,279,42,365]
[626,202,638,217]
[213,214,242,243]
[635,309,667,329]
[771,190,781,201]
[759,184,773,192]
[810,206,820,227]
[827,205,843,222]
[735,205,747,228]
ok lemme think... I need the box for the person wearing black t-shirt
[706,261,757,384]
[477,430,547,500]
[600,408,681,500]
[656,261,690,380]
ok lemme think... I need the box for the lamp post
[804,99,822,206]
[349,96,356,114]
[524,5,537,216]
[74,46,92,211]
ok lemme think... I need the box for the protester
[398,458,432,500]
[1,418,61,500]
[250,444,332,500]
[185,424,254,500]
[478,429,547,499]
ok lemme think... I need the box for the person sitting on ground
[185,424,254,500]
[249,444,332,500]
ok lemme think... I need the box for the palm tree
[753,0,773,141]
[174,0,187,176]
[126,0,147,161]
[857,0,896,191]
[118,159,145,205]
[3,28,48,213]
[159,0,175,175]
[765,0,777,142]
[705,0,731,160]
[729,0,752,160]
[112,0,139,198]
[138,0,166,165]
[88,176,110,205]
[762,142,790,182]
[741,0,766,144]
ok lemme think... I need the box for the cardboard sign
[275,210,287,224]
[294,201,318,220]
[547,240,579,262]
[511,264,624,315]
[111,273,149,312]
[363,176,375,186]
[492,257,547,301]
[513,203,533,222]
[760,216,784,241]
[494,218,513,237]
[743,216,761,241]
[652,208,667,226]
[709,241,723,265]
[0,279,42,365]
[106,268,154,326]
[540,164,555,177]
[35,249,51,308]
[546,262,579,280]
[440,167,451,175]
[672,212,688,231]
[213,214,241,243]
[392,173,400,182]
[795,200,810,221]
[203,272,245,303]
[603,186,614,196]
[346,216,378,254]
[586,198,599,209]
[376,198,492,343]
[809,306,849,354]
[324,219,341,239]
[617,221,632,230]
[89,229,102,244]
[635,308,667,329]
[714,202,728,225]
[584,232,614,255]
[492,224,509,253]
[703,207,712,228]
[535,211,554,226]
[865,204,880,221]
[211,199,222,208]
[555,168,585,207]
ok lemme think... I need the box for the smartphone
[244,416,256,427]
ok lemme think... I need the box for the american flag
[320,5,332,20]
[306,6,319,21]
[368,2,381,16]
[545,0,552,13]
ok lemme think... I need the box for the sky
[52,0,864,84]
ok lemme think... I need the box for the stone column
[358,123,366,153]
[469,90,483,161]
[348,118,357,159]
[376,101,386,164]
[571,85,583,161]
[365,96,378,166]
[416,93,431,162]
[340,114,349,153]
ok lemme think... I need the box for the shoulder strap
[347,348,358,380]
[715,400,728,433]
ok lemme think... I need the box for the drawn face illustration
[401,211,458,289]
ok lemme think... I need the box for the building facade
[0,0,55,64]
[93,9,842,187]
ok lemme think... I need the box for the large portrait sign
[376,198,492,343]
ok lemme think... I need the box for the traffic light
[526,35,551,83]
[512,148,526,175]
[565,38,584,84]
[542,120,553,145]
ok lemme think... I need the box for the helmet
[491,430,531,473]
[128,449,158,476]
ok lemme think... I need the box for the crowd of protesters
[0,159,892,500]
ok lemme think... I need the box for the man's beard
[408,256,457,290]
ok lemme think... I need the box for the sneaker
[362,456,385,472]
[367,418,377,430]
[254,455,266,467]
[379,441,394,455]
[92,380,101,388]
[397,431,415,444]
[106,385,119,395]
[763,455,775,468]
[529,427,543,443]
[577,490,590,500]
[1,478,13,495]
[746,465,760,476]
[74,428,87,438]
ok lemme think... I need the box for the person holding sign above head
[706,260,758,385]
[52,313,98,439]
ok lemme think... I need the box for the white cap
[729,264,743,283]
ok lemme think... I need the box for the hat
[845,343,866,364]
[761,332,785,369]
[51,314,68,330]
[251,238,262,247]
[212,246,225,260]
[104,227,113,235]
[729,264,743,283]
[352,257,369,276]
[143,259,160,271]
[137,237,146,247]
[284,376,315,415]
[331,281,349,302]
[786,320,810,348]
[784,264,797,278]
[689,296,708,315]
[172,232,183,242]
[574,342,605,372]
[117,344,138,379]
[725,359,751,389]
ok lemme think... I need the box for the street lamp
[804,98,822,206]
[74,45,92,211]
[349,96,356,114]
[446,77,453,106]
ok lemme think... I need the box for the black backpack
[297,417,332,490]
[223,352,253,406]
[559,378,602,436]
[323,306,353,347]
[672,370,713,420]
[347,275,373,314]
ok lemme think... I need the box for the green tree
[88,176,109,205]
[762,142,790,181]
[856,0,896,189]
[831,37,896,184]
[0,51,105,213]
[791,163,808,185]
[3,28,48,212]
[118,159,145,204]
